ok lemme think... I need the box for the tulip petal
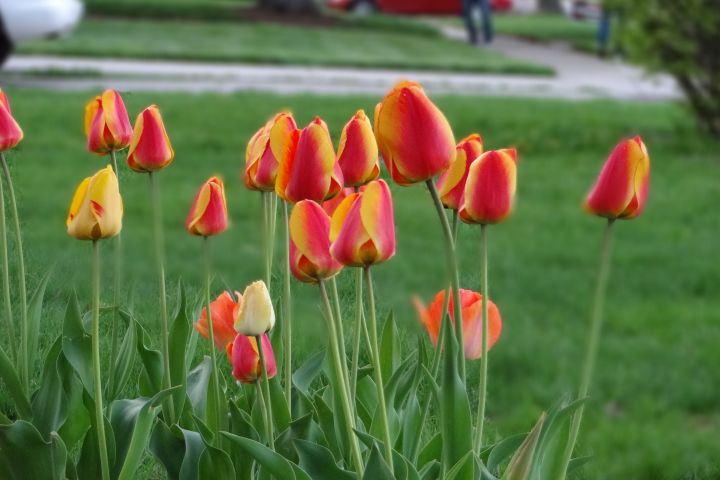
[338,110,380,187]
[289,200,342,282]
[284,123,335,203]
[360,180,395,263]
[460,149,517,224]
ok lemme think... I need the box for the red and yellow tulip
[84,89,133,155]
[584,136,650,220]
[127,105,174,172]
[234,280,275,336]
[230,333,277,384]
[289,200,343,283]
[337,110,380,187]
[67,165,123,240]
[245,112,297,192]
[330,179,396,267]
[459,149,517,224]
[185,176,228,236]
[271,116,343,203]
[322,187,355,217]
[374,81,455,186]
[195,291,242,351]
[0,90,23,151]
[437,134,483,210]
[415,289,502,360]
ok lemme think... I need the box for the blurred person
[462,0,494,45]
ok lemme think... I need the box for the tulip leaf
[31,337,69,437]
[353,430,420,480]
[486,433,527,473]
[401,395,422,459]
[135,319,164,397]
[56,359,91,452]
[567,455,593,474]
[178,427,205,480]
[25,269,52,386]
[169,282,190,422]
[419,460,441,480]
[355,375,378,429]
[0,421,67,479]
[294,438,355,480]
[106,311,136,401]
[501,413,545,480]
[0,343,32,419]
[186,356,212,418]
[205,361,228,434]
[269,375,291,433]
[76,392,117,480]
[199,442,236,478]
[222,431,312,480]
[292,349,325,394]
[61,293,93,395]
[379,311,399,385]
[418,432,442,470]
[227,402,260,478]
[149,421,185,480]
[446,452,475,480]
[363,442,394,480]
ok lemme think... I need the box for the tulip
[271,116,343,203]
[289,200,342,283]
[584,136,650,220]
[0,90,23,151]
[67,165,123,240]
[230,333,277,384]
[185,176,228,236]
[127,105,174,172]
[195,291,242,351]
[337,110,380,187]
[235,280,275,336]
[245,112,297,192]
[84,89,133,155]
[374,81,455,186]
[330,179,396,267]
[322,187,355,217]
[437,134,483,210]
[415,289,502,360]
[459,148,517,225]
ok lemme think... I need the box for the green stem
[91,240,111,480]
[473,224,490,454]
[262,192,272,290]
[203,236,223,441]
[0,164,16,365]
[107,150,122,395]
[255,335,275,449]
[364,267,394,470]
[0,154,27,393]
[425,180,465,379]
[331,277,352,395]
[350,268,366,399]
[149,172,175,424]
[452,209,459,242]
[254,381,272,449]
[318,281,364,477]
[560,219,616,476]
[282,201,292,411]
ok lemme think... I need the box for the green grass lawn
[1,88,719,479]
[17,18,553,75]
[494,13,598,51]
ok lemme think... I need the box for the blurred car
[563,0,601,20]
[328,0,513,15]
[0,0,83,64]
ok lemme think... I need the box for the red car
[328,0,512,15]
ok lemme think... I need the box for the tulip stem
[473,224,490,454]
[364,267,394,470]
[452,209,459,242]
[203,236,223,441]
[91,240,111,480]
[350,268,367,399]
[282,201,292,412]
[149,172,175,424]
[0,154,28,393]
[107,150,122,397]
[425,180,465,379]
[255,335,275,449]
[262,192,272,290]
[560,219,616,476]
[331,277,352,395]
[318,280,364,477]
[0,162,17,365]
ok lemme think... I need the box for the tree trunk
[256,0,318,13]
[538,0,563,13]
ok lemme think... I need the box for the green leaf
[401,395,421,459]
[294,438,355,480]
[25,270,52,385]
[0,344,32,419]
[418,432,442,470]
[269,375,291,433]
[445,451,475,480]
[292,349,325,394]
[379,311,398,384]
[31,337,68,437]
[178,428,205,480]
[486,434,527,473]
[186,356,212,418]
[76,392,117,480]
[106,311,136,401]
[567,455,593,475]
[363,442,394,480]
[418,460,441,480]
[502,413,545,480]
[61,293,93,394]
[222,432,312,480]
[198,443,236,477]
[169,282,190,420]
[56,357,91,451]
[135,320,163,397]
[0,421,67,479]
[149,421,185,480]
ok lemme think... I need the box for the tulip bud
[127,105,174,173]
[437,134,483,210]
[67,165,123,240]
[322,187,355,217]
[0,90,24,152]
[235,280,275,336]
[374,81,455,186]
[230,333,277,384]
[584,136,650,220]
[289,200,343,283]
[245,112,297,192]
[185,176,228,237]
[337,110,380,187]
[330,179,396,267]
[415,289,502,360]
[195,291,242,351]
[459,149,517,225]
[84,89,133,155]
[271,116,343,203]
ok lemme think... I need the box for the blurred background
[0,0,718,479]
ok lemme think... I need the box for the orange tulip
[245,112,297,192]
[195,291,242,351]
[230,333,277,384]
[437,134,483,210]
[374,81,455,186]
[66,165,123,240]
[185,176,228,236]
[0,90,23,152]
[127,105,174,172]
[271,116,343,203]
[337,110,380,187]
[584,136,650,220]
[322,187,355,217]
[415,289,502,360]
[84,89,133,155]
[459,149,517,225]
[330,179,396,267]
[289,200,343,283]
